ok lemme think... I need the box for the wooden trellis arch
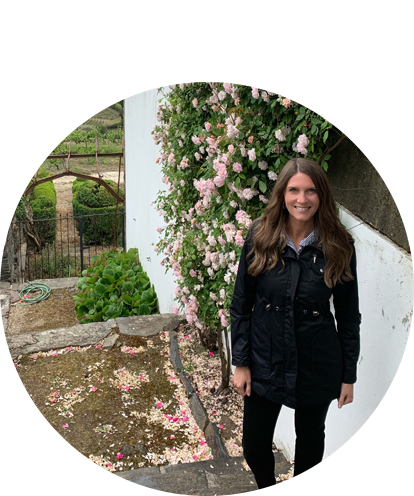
[24,137,125,204]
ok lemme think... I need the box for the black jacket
[230,230,361,408]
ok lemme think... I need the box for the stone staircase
[116,453,292,495]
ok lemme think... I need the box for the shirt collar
[286,228,319,255]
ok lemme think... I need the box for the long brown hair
[247,158,354,287]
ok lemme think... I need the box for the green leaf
[121,281,134,293]
[259,181,267,193]
[136,303,150,315]
[323,130,329,143]
[94,283,107,296]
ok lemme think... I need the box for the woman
[230,158,360,488]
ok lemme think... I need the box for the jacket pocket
[311,325,343,386]
[250,314,272,380]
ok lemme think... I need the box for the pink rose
[205,122,212,131]
[247,149,256,161]
[251,87,260,99]
[282,98,291,108]
[232,162,243,173]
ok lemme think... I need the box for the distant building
[0,83,34,98]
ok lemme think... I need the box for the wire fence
[15,211,125,282]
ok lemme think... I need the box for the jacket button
[319,268,324,273]
[275,306,279,311]
[313,311,319,316]
[303,310,307,314]
[265,304,272,311]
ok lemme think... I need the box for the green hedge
[29,168,57,244]
[72,178,124,245]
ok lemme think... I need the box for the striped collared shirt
[286,229,318,255]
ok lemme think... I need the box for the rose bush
[152,82,345,388]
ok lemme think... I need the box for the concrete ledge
[117,314,180,337]
[6,319,116,358]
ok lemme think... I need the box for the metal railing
[15,211,125,282]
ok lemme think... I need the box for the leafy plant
[73,249,158,324]
[28,168,57,244]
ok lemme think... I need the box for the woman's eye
[308,188,316,193]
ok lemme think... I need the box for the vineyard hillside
[0,85,121,131]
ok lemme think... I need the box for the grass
[0,85,121,131]
[0,329,211,490]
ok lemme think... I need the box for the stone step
[116,453,292,495]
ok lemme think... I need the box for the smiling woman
[231,158,360,488]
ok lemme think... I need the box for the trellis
[24,137,125,204]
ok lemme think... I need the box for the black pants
[242,390,331,488]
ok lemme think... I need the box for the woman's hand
[337,383,354,409]
[233,366,252,397]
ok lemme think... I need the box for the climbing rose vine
[152,82,345,383]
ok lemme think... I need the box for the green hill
[0,85,121,131]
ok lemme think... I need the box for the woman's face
[284,172,320,224]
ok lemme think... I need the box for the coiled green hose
[19,282,52,304]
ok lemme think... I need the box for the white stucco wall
[273,205,413,461]
[124,89,176,313]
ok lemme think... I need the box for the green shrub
[72,178,124,245]
[73,249,159,323]
[29,168,57,244]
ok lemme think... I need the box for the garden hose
[19,282,52,305]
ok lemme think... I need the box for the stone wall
[0,213,14,281]
[326,137,410,252]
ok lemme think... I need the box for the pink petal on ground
[212,410,217,415]
[157,402,163,408]
[117,453,124,460]
[106,462,112,467]
[54,353,59,356]
[182,416,189,422]
[170,435,175,439]
[91,387,98,392]
[208,352,214,356]
[96,345,102,349]
[173,417,179,422]
[193,455,198,460]
[62,424,69,429]
[179,401,183,405]
[219,424,225,429]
